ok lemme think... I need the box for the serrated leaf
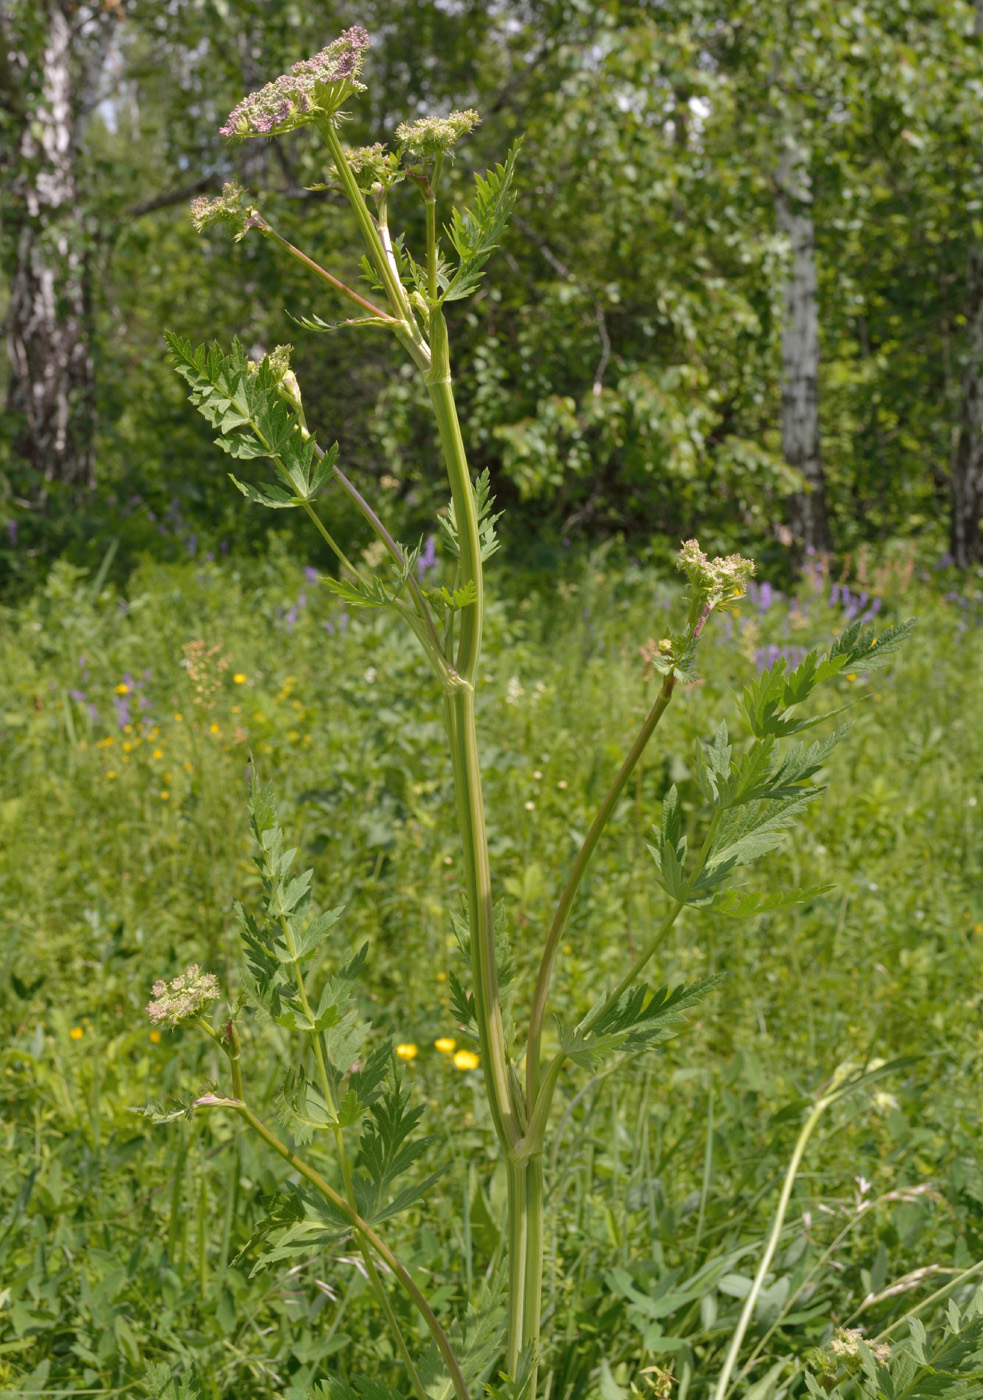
[710,884,835,917]
[442,140,522,303]
[420,1266,507,1400]
[127,1098,194,1125]
[563,976,721,1066]
[439,467,503,563]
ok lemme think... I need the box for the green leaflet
[143,1362,200,1400]
[439,467,503,563]
[560,976,721,1067]
[165,332,337,507]
[710,885,835,917]
[442,139,522,303]
[420,1266,507,1400]
[803,1282,983,1400]
[127,1098,195,1125]
[353,1075,447,1225]
[308,1379,407,1400]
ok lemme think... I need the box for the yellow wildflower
[115,683,130,695]
[396,1043,418,1061]
[107,769,116,779]
[434,1037,456,1054]
[209,722,219,735]
[453,1050,479,1071]
[70,1026,83,1040]
[160,791,170,801]
[153,749,163,759]
[233,673,247,684]
[173,712,183,722]
[149,1029,162,1044]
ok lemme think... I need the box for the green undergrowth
[1,542,981,1398]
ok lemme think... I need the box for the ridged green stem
[526,673,677,1105]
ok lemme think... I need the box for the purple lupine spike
[417,534,438,581]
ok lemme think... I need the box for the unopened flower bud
[190,182,262,240]
[676,539,755,631]
[396,109,480,159]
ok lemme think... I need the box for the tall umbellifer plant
[150,27,916,1400]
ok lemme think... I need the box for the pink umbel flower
[219,28,371,139]
[147,964,220,1027]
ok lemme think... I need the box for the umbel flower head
[676,539,755,623]
[396,109,480,159]
[190,182,266,241]
[220,26,371,139]
[147,964,220,1027]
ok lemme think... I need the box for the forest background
[2,4,983,1400]
[5,0,983,577]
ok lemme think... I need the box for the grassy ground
[1,539,981,1399]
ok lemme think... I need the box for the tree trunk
[951,0,983,567]
[3,2,94,497]
[951,244,983,566]
[775,145,831,554]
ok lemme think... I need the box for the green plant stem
[299,500,365,581]
[526,673,676,1105]
[321,123,431,372]
[426,309,482,681]
[444,689,520,1153]
[218,1098,471,1400]
[262,223,397,323]
[312,444,444,657]
[711,1096,830,1400]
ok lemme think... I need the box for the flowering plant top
[219,27,371,139]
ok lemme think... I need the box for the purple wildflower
[305,565,319,583]
[417,534,438,581]
[755,644,808,673]
[6,520,17,546]
[68,689,86,703]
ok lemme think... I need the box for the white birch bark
[3,2,95,494]
[775,139,831,554]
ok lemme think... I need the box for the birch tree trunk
[1,1,95,497]
[775,143,831,554]
[951,2,983,567]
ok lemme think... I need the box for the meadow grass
[1,542,981,1398]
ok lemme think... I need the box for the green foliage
[166,335,335,510]
[561,977,722,1068]
[0,549,975,1398]
[804,1290,983,1400]
[439,468,503,564]
[442,140,522,303]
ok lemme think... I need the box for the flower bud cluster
[342,143,403,191]
[396,109,480,158]
[219,27,371,140]
[676,538,755,619]
[147,964,220,1027]
[190,182,260,238]
[829,1328,891,1365]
